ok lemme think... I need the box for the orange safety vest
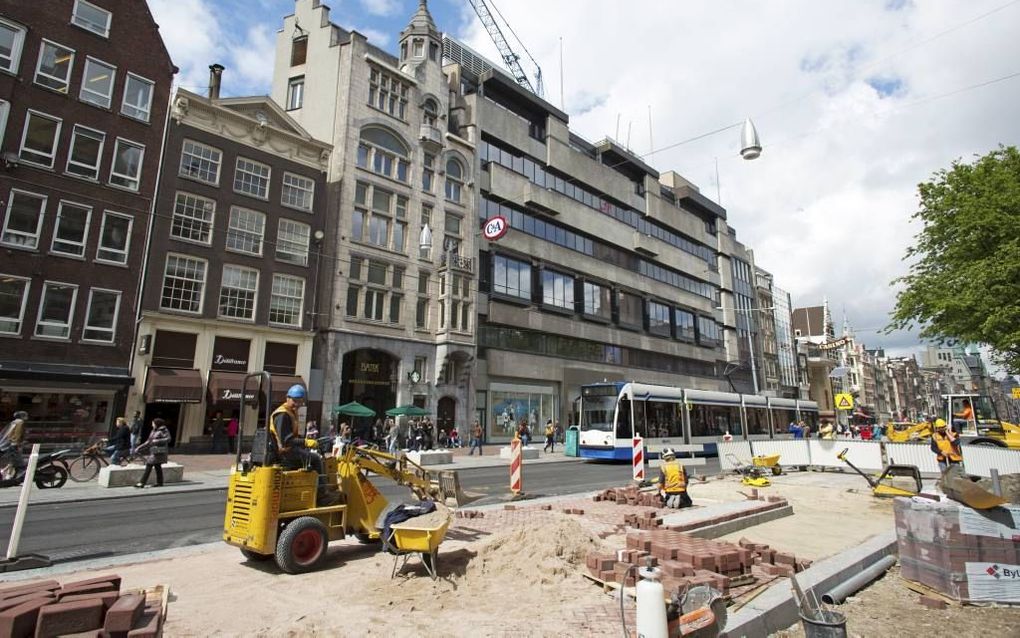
[933,431,962,462]
[269,403,300,453]
[661,461,687,494]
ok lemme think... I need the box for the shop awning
[269,376,305,404]
[207,372,259,405]
[144,368,203,403]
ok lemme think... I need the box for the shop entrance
[142,403,182,448]
[340,349,397,440]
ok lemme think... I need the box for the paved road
[0,459,721,564]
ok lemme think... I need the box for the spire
[402,0,439,40]
[822,297,833,338]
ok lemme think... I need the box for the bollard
[632,436,644,482]
[510,438,523,495]
[1,444,52,572]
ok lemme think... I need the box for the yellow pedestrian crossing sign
[835,393,854,410]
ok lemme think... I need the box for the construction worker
[953,399,975,434]
[658,448,692,509]
[819,420,835,440]
[930,418,962,473]
[269,385,338,504]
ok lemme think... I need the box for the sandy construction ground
[13,470,1014,636]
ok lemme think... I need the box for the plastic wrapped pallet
[894,496,1020,602]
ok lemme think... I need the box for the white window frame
[1,189,47,250]
[226,207,265,256]
[0,18,27,74]
[0,274,30,335]
[160,253,207,314]
[71,0,112,38]
[18,110,62,168]
[179,139,222,185]
[287,76,304,110]
[109,137,144,191]
[0,100,9,147]
[121,73,154,122]
[281,172,314,212]
[79,56,116,108]
[81,288,120,343]
[34,39,75,93]
[218,264,259,321]
[50,200,92,258]
[275,218,310,266]
[96,211,132,264]
[233,157,271,200]
[170,191,215,246]
[34,281,78,340]
[269,274,305,327]
[65,124,105,180]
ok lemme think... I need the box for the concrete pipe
[821,554,897,605]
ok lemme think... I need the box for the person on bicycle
[106,417,132,465]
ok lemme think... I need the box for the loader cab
[942,393,1019,449]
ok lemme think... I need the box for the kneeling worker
[269,384,340,505]
[930,418,962,473]
[659,448,692,509]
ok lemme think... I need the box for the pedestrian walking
[226,411,239,454]
[211,411,227,453]
[134,418,171,488]
[543,419,556,453]
[129,411,143,451]
[468,420,484,456]
[387,418,400,455]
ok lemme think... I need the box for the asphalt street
[0,458,721,565]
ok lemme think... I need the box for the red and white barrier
[632,436,644,481]
[510,438,523,494]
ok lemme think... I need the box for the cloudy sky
[150,0,1020,359]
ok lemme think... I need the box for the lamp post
[716,305,774,396]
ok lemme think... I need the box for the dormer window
[412,38,424,58]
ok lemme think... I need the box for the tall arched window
[445,157,464,204]
[423,98,438,127]
[356,127,410,183]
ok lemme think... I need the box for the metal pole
[748,329,759,395]
[6,444,40,560]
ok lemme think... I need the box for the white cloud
[230,24,278,93]
[452,0,1020,353]
[149,0,223,94]
[360,0,401,17]
[355,26,392,47]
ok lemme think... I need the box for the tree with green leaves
[888,145,1020,373]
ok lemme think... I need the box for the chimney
[208,64,225,100]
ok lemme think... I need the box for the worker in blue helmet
[269,383,340,505]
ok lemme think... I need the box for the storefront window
[488,386,556,442]
[1,390,112,445]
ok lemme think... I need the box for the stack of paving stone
[0,575,165,637]
[586,530,811,597]
[594,485,662,507]
[895,497,1020,603]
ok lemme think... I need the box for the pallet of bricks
[594,485,663,508]
[0,574,167,637]
[895,497,1020,603]
[586,529,811,597]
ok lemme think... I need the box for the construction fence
[717,439,1020,477]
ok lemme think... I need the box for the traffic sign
[1012,387,1020,400]
[835,393,854,410]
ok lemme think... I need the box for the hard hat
[661,447,676,460]
[286,384,306,399]
[934,418,947,429]
[13,411,28,420]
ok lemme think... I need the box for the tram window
[726,407,743,436]
[617,398,633,439]
[640,400,682,438]
[746,408,768,435]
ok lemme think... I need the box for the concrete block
[59,576,121,594]
[57,582,119,599]
[499,445,540,460]
[104,594,145,634]
[0,592,55,613]
[127,610,161,638]
[405,450,452,465]
[59,591,120,612]
[919,594,948,610]
[0,581,59,600]
[34,599,104,638]
[0,598,52,638]
[98,463,184,487]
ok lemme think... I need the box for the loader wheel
[276,517,328,574]
[969,438,1006,448]
[240,548,273,562]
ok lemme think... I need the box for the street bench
[97,462,185,487]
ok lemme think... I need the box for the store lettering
[221,389,255,401]
[360,362,380,374]
[214,354,247,366]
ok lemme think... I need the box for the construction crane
[467,0,544,98]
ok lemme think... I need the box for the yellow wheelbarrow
[387,503,453,580]
[752,453,783,476]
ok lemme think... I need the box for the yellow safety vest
[662,461,687,493]
[268,403,299,453]
[933,431,962,462]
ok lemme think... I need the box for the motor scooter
[0,441,70,489]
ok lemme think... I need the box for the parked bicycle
[65,438,145,482]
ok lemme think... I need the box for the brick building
[0,0,174,445]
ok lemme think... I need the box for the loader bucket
[940,468,1008,510]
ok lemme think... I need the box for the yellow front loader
[222,373,462,574]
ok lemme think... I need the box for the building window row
[0,275,121,343]
[178,138,315,213]
[353,181,407,253]
[15,110,145,190]
[345,256,403,324]
[479,138,714,266]
[439,273,471,332]
[1,188,132,264]
[368,67,409,120]
[357,127,410,183]
[158,254,304,327]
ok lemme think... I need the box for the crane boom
[467,0,543,97]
